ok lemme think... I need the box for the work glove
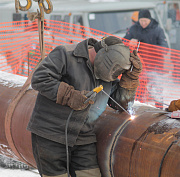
[119,50,142,90]
[168,99,180,112]
[56,82,94,111]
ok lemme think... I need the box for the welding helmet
[94,37,131,82]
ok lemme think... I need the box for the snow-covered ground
[0,167,39,177]
[0,154,40,177]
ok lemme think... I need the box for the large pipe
[0,71,37,167]
[95,106,180,177]
[0,71,180,176]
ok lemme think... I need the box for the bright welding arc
[130,115,135,120]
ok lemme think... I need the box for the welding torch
[84,85,103,103]
[85,85,134,119]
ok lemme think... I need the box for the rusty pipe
[0,72,37,167]
[95,106,180,177]
[0,71,180,177]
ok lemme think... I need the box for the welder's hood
[94,43,131,82]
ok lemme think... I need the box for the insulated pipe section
[0,72,179,176]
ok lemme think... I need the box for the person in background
[168,3,180,22]
[131,11,139,25]
[125,11,139,35]
[124,9,168,109]
[27,36,142,177]
[124,9,168,48]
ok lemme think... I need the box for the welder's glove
[119,50,142,90]
[168,99,180,112]
[56,82,94,111]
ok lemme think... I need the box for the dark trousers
[31,133,101,177]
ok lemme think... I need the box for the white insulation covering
[0,71,30,88]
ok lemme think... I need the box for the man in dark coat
[124,9,168,47]
[124,9,169,109]
[27,36,142,177]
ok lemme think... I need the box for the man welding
[27,36,142,177]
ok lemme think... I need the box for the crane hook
[15,0,32,12]
[41,0,53,14]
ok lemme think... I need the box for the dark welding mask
[94,39,131,82]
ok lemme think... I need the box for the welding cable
[64,86,103,177]
[158,140,178,177]
[65,109,74,177]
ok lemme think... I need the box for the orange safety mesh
[0,19,180,109]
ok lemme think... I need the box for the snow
[0,71,29,88]
[0,167,40,177]
[0,145,17,161]
[0,154,40,177]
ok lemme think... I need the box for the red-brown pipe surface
[0,82,37,167]
[0,74,180,177]
[95,107,180,177]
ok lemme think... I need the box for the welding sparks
[130,115,135,120]
[101,89,137,121]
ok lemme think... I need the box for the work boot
[75,168,101,177]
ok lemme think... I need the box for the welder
[27,36,142,177]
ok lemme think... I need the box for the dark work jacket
[124,19,168,48]
[27,38,136,147]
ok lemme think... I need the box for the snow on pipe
[0,71,180,177]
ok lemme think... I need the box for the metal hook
[15,0,32,12]
[42,0,53,14]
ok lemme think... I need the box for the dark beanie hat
[94,36,123,53]
[138,9,151,19]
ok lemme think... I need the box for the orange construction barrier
[0,19,180,109]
